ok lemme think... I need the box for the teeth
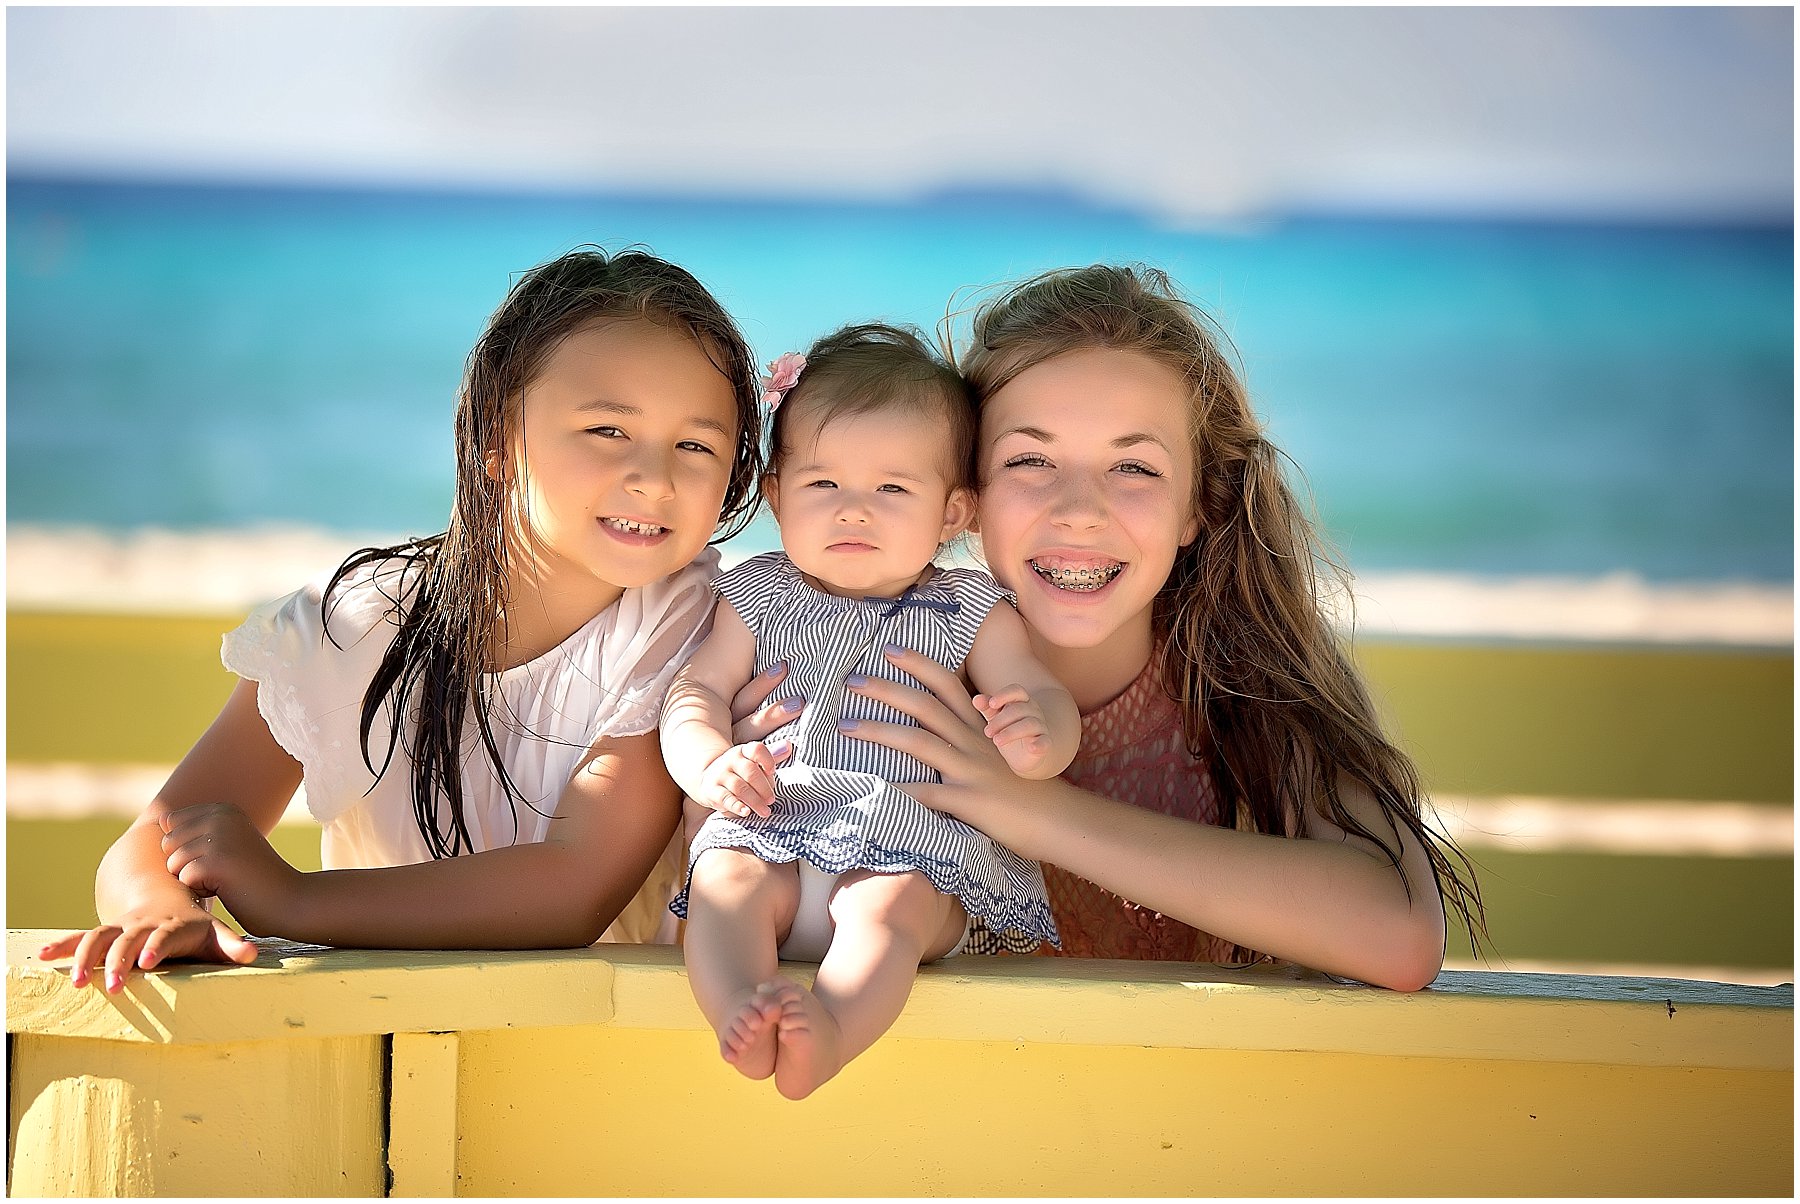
[605,518,665,535]
[1030,560,1122,592]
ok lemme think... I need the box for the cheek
[974,487,1029,546]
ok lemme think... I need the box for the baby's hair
[769,323,977,490]
[962,264,1485,958]
[329,245,764,859]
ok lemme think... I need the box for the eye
[1002,453,1051,469]
[805,479,837,490]
[586,425,625,439]
[877,483,909,494]
[1115,461,1162,477]
[677,439,717,456]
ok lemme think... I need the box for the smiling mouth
[602,517,668,536]
[1029,558,1123,592]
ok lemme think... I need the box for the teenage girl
[662,324,1078,1099]
[836,265,1485,990]
[40,247,766,991]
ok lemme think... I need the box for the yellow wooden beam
[388,1032,460,1198]
[8,931,1791,1197]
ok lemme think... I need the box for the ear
[484,448,505,483]
[760,472,782,522]
[1180,507,1201,548]
[939,486,976,543]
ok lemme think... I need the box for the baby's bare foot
[771,977,844,1100]
[718,983,783,1080]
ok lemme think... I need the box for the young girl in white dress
[42,247,766,987]
[661,324,1080,1100]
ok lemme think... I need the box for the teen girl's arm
[660,601,782,819]
[846,646,1448,992]
[38,679,303,990]
[959,603,1080,780]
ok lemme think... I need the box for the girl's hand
[841,645,1042,828]
[160,803,304,936]
[697,743,779,819]
[729,660,805,746]
[973,685,1055,777]
[36,907,258,993]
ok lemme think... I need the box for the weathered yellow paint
[8,1032,383,1197]
[455,1027,1790,1197]
[388,1032,459,1198]
[5,934,615,1044]
[7,932,1791,1197]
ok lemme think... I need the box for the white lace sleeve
[588,546,723,743]
[219,560,412,824]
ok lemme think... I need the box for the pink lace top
[1039,657,1241,964]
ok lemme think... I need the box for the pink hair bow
[760,352,807,410]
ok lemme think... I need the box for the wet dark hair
[962,263,1486,960]
[768,322,977,490]
[326,246,763,858]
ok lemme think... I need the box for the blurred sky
[7,6,1793,224]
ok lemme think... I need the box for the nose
[624,445,676,502]
[834,494,872,524]
[1048,474,1107,531]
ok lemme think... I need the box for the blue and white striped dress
[670,551,1059,951]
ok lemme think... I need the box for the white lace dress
[220,546,720,944]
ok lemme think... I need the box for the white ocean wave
[6,524,1791,646]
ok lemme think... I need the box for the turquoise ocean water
[7,177,1792,585]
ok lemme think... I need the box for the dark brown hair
[327,246,763,857]
[769,322,977,489]
[961,264,1485,960]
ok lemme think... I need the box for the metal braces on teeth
[1032,562,1121,590]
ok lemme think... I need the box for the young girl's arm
[661,601,781,819]
[847,647,1447,992]
[39,679,303,989]
[959,603,1080,780]
[160,726,683,950]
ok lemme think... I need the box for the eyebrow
[576,399,735,438]
[791,461,931,483]
[995,425,1173,453]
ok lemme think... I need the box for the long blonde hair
[961,264,1485,958]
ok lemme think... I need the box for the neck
[1027,618,1155,715]
[492,545,626,672]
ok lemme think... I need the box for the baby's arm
[961,603,1080,780]
[660,600,779,819]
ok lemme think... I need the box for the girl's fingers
[840,717,958,772]
[104,928,151,993]
[213,921,258,966]
[731,697,802,744]
[728,661,789,723]
[164,836,202,879]
[36,931,82,961]
[848,675,980,747]
[878,646,987,729]
[70,927,121,988]
[139,925,179,970]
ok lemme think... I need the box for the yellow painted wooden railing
[6,932,1791,1197]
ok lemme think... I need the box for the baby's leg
[771,870,965,1100]
[683,849,800,1080]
